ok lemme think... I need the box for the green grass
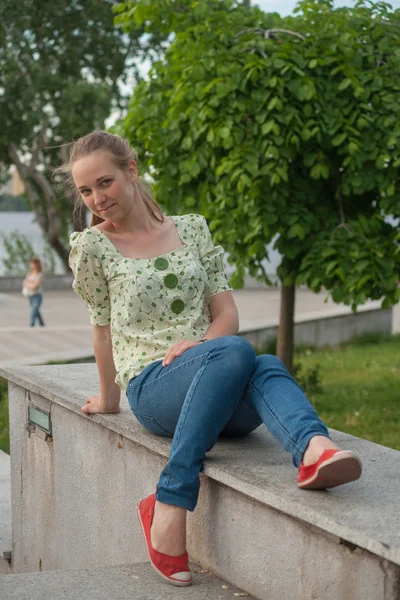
[295,335,400,451]
[0,336,399,453]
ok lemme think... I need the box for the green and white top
[69,214,231,390]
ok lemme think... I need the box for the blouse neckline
[90,216,187,262]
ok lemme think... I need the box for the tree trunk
[72,201,87,232]
[9,143,71,271]
[24,174,70,271]
[277,284,296,373]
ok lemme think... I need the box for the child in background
[22,257,45,327]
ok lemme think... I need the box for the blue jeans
[29,294,45,327]
[126,336,329,511]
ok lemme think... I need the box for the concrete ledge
[240,305,393,348]
[1,363,400,600]
[1,561,255,600]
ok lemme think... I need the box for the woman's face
[71,151,137,222]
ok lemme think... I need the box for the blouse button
[171,299,185,314]
[164,273,178,289]
[154,257,169,270]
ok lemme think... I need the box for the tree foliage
[0,230,56,275]
[0,0,166,269]
[118,0,400,310]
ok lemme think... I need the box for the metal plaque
[28,406,52,435]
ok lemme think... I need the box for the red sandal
[297,449,362,490]
[137,493,192,586]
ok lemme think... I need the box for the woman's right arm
[69,231,118,414]
[81,325,121,415]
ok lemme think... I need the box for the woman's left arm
[204,291,239,338]
[162,292,239,366]
[162,216,239,366]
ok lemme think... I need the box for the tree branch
[9,142,65,253]
[333,189,352,234]
[265,29,306,41]
[30,120,50,170]
[235,27,305,41]
[8,143,48,232]
[29,169,62,243]
[235,27,265,38]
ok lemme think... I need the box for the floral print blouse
[69,214,231,390]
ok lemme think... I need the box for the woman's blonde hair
[53,131,163,227]
[30,257,42,272]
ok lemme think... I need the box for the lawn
[0,335,399,454]
[293,334,400,451]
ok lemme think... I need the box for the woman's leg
[127,336,257,556]
[29,296,36,326]
[242,354,333,468]
[127,336,257,511]
[33,294,45,326]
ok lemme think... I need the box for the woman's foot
[137,494,192,586]
[151,500,187,556]
[298,445,362,489]
[302,436,340,466]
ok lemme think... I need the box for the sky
[255,0,400,14]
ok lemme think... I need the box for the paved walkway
[0,289,398,367]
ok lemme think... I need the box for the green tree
[0,0,167,270]
[117,0,400,370]
[0,230,56,275]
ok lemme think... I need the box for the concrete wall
[240,307,393,349]
[6,371,400,600]
[0,275,73,292]
[9,384,151,573]
[192,479,400,600]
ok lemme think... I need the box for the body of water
[0,212,65,275]
[0,211,283,278]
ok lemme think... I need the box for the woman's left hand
[162,340,204,367]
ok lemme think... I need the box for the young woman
[64,131,362,588]
[22,257,45,327]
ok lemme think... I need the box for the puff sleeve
[197,216,232,296]
[69,230,111,326]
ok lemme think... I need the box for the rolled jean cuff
[156,488,196,512]
[293,428,330,468]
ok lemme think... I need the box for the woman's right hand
[81,394,120,415]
